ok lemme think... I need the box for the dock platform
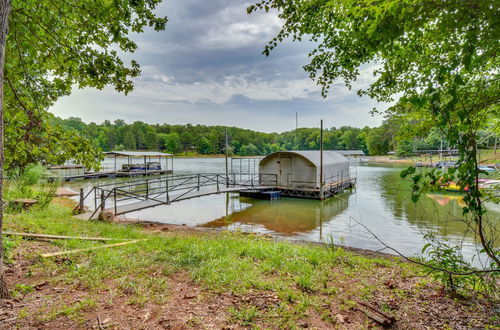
[51,170,173,182]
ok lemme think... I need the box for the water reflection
[202,192,350,238]
[375,166,499,246]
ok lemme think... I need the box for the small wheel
[98,210,115,222]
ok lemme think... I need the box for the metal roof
[334,150,365,156]
[260,150,348,168]
[104,151,173,157]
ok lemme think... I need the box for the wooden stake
[41,240,145,258]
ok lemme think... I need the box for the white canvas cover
[259,151,350,189]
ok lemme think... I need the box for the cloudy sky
[50,0,388,133]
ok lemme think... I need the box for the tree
[0,0,167,298]
[249,0,499,275]
[145,131,159,150]
[366,128,389,156]
[123,131,136,150]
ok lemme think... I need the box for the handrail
[72,186,96,212]
[79,172,280,219]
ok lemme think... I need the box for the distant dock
[49,169,174,182]
[48,151,175,182]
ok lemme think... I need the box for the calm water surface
[68,157,499,262]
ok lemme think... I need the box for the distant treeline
[51,117,496,157]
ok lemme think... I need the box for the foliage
[248,0,500,282]
[54,116,400,156]
[3,0,167,171]
[4,165,57,211]
[421,234,498,296]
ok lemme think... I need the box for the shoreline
[114,215,399,260]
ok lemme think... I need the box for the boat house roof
[260,150,348,168]
[104,151,173,157]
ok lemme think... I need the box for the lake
[68,157,499,263]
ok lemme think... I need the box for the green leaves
[4,0,167,170]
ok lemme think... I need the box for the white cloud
[131,68,320,104]
[192,2,282,50]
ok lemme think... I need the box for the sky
[50,0,389,133]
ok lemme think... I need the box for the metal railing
[76,172,278,218]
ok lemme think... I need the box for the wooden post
[79,188,84,214]
[320,119,324,200]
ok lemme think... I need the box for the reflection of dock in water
[201,192,350,236]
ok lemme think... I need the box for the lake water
[68,157,499,263]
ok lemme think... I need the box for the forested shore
[52,116,497,157]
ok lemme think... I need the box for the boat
[478,166,495,172]
[121,162,161,172]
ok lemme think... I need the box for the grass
[4,202,496,328]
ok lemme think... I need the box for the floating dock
[239,189,281,200]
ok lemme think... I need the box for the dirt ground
[1,220,498,329]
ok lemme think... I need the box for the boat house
[104,151,174,174]
[258,151,354,199]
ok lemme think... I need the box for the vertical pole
[79,188,84,214]
[100,189,105,212]
[216,175,220,193]
[114,189,117,215]
[114,155,117,173]
[225,192,229,219]
[144,156,147,177]
[225,128,229,187]
[146,179,149,199]
[320,119,324,200]
[319,200,324,241]
[197,174,200,191]
[166,178,170,204]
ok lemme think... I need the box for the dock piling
[79,188,84,214]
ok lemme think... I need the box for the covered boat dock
[49,151,174,181]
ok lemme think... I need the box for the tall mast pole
[225,128,229,187]
[320,119,324,200]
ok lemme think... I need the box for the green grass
[4,203,419,327]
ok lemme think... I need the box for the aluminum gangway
[74,173,278,219]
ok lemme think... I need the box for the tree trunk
[0,0,11,299]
